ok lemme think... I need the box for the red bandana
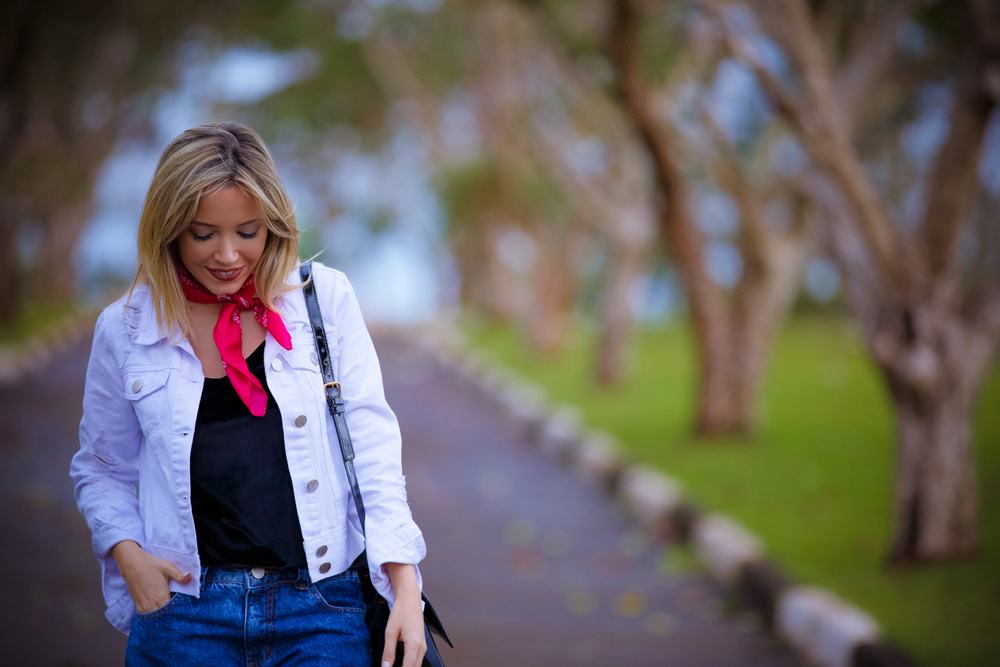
[175,263,292,416]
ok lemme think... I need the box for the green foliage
[434,158,502,234]
[433,156,567,236]
[379,4,473,93]
[220,11,388,150]
[462,315,1000,666]
[0,298,79,346]
[362,205,394,236]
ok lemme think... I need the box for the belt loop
[296,567,310,590]
[199,566,208,588]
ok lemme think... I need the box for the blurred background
[1,0,999,665]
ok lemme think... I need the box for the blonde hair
[129,121,303,341]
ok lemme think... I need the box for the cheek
[176,237,209,267]
[245,233,268,264]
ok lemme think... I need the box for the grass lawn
[0,298,78,346]
[461,314,1000,667]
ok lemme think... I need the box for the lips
[207,266,243,282]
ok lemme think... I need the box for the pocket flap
[124,368,170,400]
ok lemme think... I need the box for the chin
[210,285,240,297]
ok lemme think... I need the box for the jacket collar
[124,284,168,346]
[124,269,307,346]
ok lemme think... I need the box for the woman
[69,121,428,666]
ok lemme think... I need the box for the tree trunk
[888,380,980,563]
[529,222,575,357]
[880,310,993,563]
[731,216,818,432]
[33,200,94,302]
[0,216,22,327]
[595,243,640,385]
[693,303,740,436]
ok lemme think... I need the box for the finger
[381,626,399,667]
[165,562,192,583]
[401,633,425,667]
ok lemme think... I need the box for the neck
[188,301,223,315]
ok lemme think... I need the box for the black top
[190,340,307,568]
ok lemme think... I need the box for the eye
[238,230,259,239]
[191,230,213,241]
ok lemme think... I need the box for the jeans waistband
[198,550,369,588]
[199,566,314,589]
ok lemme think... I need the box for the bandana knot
[175,263,292,416]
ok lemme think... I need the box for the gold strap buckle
[324,381,342,392]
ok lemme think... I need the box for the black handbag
[300,262,453,667]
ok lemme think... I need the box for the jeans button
[251,567,266,579]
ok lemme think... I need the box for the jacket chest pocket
[284,324,340,380]
[124,367,172,439]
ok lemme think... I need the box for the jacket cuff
[92,518,145,560]
[367,525,427,608]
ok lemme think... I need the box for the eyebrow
[190,218,261,228]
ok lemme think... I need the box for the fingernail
[381,662,391,667]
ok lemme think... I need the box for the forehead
[192,186,263,225]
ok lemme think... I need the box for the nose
[214,236,239,264]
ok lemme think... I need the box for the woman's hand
[382,563,425,667]
[112,540,192,613]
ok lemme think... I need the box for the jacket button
[306,479,319,492]
[316,545,328,557]
[131,380,142,393]
[318,562,331,574]
[271,358,284,372]
[295,415,307,428]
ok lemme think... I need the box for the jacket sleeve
[332,270,426,606]
[69,307,145,596]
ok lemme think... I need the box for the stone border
[0,309,98,385]
[414,325,918,667]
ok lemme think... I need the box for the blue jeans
[125,565,371,666]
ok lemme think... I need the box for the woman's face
[176,185,269,296]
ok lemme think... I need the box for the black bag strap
[299,261,453,651]
[300,261,368,532]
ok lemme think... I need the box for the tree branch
[698,98,770,266]
[702,0,811,135]
[920,0,1000,281]
[707,0,913,294]
[608,0,728,327]
[832,0,912,128]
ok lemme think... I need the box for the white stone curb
[537,405,583,459]
[569,431,625,487]
[777,587,881,667]
[692,514,764,587]
[417,321,915,667]
[617,464,685,531]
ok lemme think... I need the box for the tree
[595,0,826,434]
[712,0,1000,562]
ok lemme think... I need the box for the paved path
[0,328,802,666]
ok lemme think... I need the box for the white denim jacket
[69,261,426,635]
